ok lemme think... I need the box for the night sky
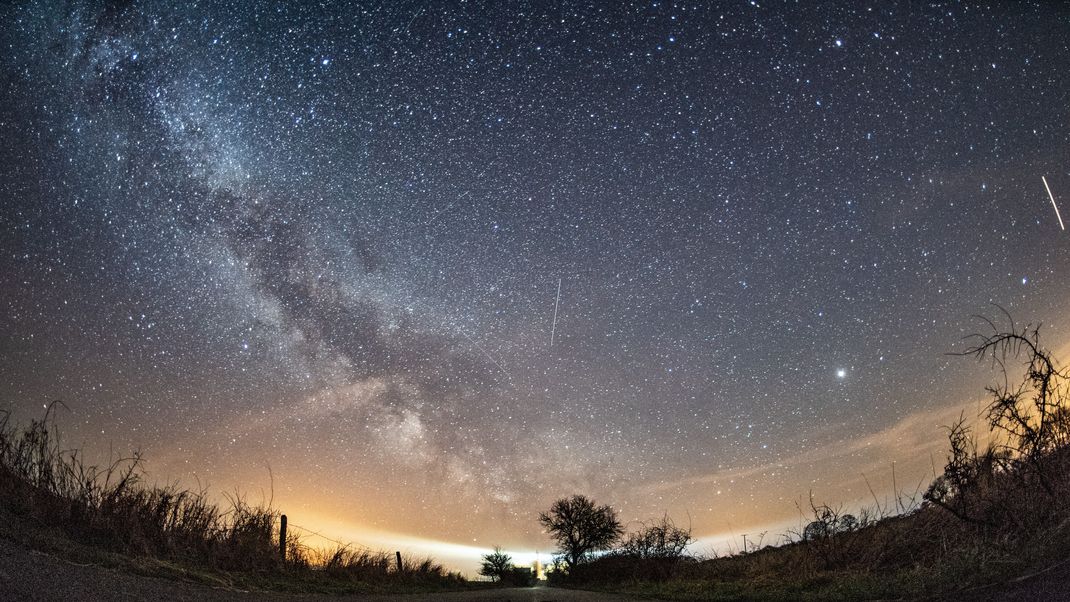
[2,1,1070,572]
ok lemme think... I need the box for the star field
[2,1,1070,567]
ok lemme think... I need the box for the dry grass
[564,321,1070,599]
[574,477,1070,600]
[0,404,463,592]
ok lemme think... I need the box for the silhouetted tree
[538,495,624,571]
[479,546,512,582]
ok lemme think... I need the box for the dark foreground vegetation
[542,319,1070,600]
[0,405,465,595]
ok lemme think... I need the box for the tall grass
[0,403,461,589]
[303,544,452,586]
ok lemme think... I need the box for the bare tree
[538,495,624,571]
[479,546,512,582]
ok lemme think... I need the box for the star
[1,0,1067,576]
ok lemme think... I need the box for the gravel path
[0,537,650,601]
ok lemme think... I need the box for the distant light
[835,39,843,47]
[836,369,846,379]
[1022,277,1028,285]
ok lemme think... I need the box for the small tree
[538,495,624,571]
[479,546,512,582]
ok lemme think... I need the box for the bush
[618,515,693,581]
[621,515,692,560]
[925,317,1070,532]
[501,566,535,586]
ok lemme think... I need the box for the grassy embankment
[560,323,1070,600]
[0,405,470,595]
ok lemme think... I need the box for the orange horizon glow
[137,391,1007,575]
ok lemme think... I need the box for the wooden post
[742,534,747,554]
[279,514,288,562]
[395,550,403,573]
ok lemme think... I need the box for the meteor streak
[550,278,561,347]
[1042,175,1065,231]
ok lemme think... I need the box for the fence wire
[286,521,373,551]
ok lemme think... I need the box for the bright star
[836,369,847,379]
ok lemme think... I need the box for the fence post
[279,514,288,562]
[396,550,403,573]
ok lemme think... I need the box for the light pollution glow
[150,387,1021,576]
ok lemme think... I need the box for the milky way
[2,1,1070,570]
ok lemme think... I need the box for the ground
[2,534,1068,601]
[0,536,649,601]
